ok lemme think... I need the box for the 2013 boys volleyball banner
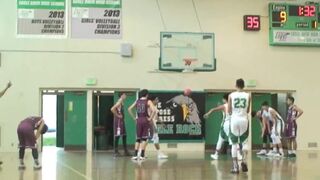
[71,0,122,39]
[17,0,66,37]
[150,92,205,140]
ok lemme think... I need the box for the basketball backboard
[159,32,216,72]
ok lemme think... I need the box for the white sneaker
[131,156,138,160]
[266,151,276,156]
[19,163,26,169]
[33,162,41,170]
[158,153,168,159]
[256,149,267,155]
[210,154,219,160]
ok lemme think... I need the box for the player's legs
[114,136,120,156]
[229,119,241,173]
[122,135,131,156]
[211,135,224,160]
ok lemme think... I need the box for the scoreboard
[269,2,320,46]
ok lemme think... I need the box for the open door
[251,93,272,149]
[64,91,87,150]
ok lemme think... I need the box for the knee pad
[153,135,159,144]
[242,143,249,151]
[141,138,147,142]
[136,139,141,143]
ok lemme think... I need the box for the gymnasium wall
[0,0,318,151]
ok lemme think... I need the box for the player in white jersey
[147,96,168,159]
[228,79,250,174]
[261,102,285,157]
[204,93,242,160]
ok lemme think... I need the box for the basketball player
[0,81,12,165]
[147,96,168,159]
[252,110,273,155]
[17,116,48,169]
[204,93,242,160]
[228,79,250,174]
[128,89,156,161]
[0,81,12,98]
[286,96,303,158]
[111,93,131,157]
[261,101,285,157]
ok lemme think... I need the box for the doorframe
[39,88,139,152]
[204,89,296,151]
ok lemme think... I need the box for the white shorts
[271,119,284,140]
[229,117,249,144]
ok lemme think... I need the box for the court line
[58,160,92,180]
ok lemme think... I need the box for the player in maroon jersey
[17,116,48,169]
[111,92,131,157]
[128,89,156,161]
[286,96,303,157]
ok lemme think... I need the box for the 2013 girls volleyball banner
[151,92,205,140]
[71,0,122,39]
[17,0,66,37]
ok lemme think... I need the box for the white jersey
[230,91,250,118]
[262,107,284,123]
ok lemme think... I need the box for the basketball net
[182,58,197,72]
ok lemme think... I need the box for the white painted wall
[0,0,318,151]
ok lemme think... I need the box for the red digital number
[244,15,260,30]
[246,16,253,28]
[299,5,315,17]
[252,17,259,28]
[309,5,315,16]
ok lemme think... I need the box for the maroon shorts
[285,120,297,138]
[136,118,150,140]
[17,126,36,149]
[114,118,126,136]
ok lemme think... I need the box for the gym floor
[0,147,319,180]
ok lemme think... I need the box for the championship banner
[71,0,122,39]
[17,0,66,37]
[150,92,205,140]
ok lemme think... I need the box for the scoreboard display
[269,2,320,46]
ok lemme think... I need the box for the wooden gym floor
[0,147,319,180]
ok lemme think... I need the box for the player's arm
[261,116,268,138]
[247,94,251,114]
[110,99,123,118]
[35,119,45,139]
[204,105,225,119]
[147,100,156,122]
[0,81,12,98]
[228,95,232,115]
[128,101,137,120]
[293,105,304,120]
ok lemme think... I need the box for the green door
[56,94,64,148]
[205,93,225,147]
[64,91,87,150]
[251,93,272,149]
[114,91,137,145]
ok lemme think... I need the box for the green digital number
[234,98,247,108]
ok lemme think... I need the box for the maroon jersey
[287,106,298,122]
[136,99,149,118]
[17,116,42,149]
[286,106,298,138]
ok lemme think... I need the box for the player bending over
[17,116,48,169]
[129,89,156,161]
[286,96,303,158]
[146,96,168,159]
[110,92,131,157]
[252,110,273,155]
[204,93,242,160]
[228,79,250,174]
[261,102,285,157]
